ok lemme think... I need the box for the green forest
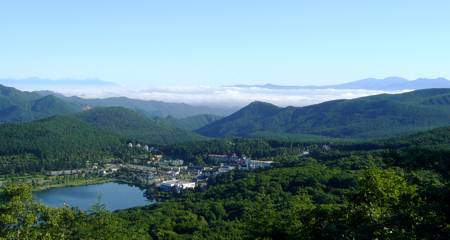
[1,86,450,239]
[197,89,450,139]
[2,0,450,238]
[0,116,122,174]
[1,124,450,239]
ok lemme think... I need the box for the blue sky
[1,0,450,87]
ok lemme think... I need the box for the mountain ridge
[0,84,82,123]
[0,84,237,123]
[38,91,237,118]
[229,77,450,91]
[76,107,205,145]
[197,88,450,139]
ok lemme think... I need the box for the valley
[1,84,450,239]
[3,3,450,239]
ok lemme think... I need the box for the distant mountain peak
[228,77,450,91]
[242,101,279,112]
[247,100,277,107]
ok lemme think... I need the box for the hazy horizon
[1,76,408,107]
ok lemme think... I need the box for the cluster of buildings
[128,143,163,161]
[149,153,274,192]
[45,147,275,194]
[159,179,196,192]
[45,163,120,177]
[113,160,191,187]
[46,169,89,177]
[207,154,274,170]
[207,154,241,163]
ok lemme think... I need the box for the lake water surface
[34,182,150,211]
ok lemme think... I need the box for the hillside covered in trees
[39,91,236,118]
[158,114,222,130]
[0,84,233,124]
[0,107,210,174]
[1,86,450,239]
[197,89,450,139]
[75,107,205,145]
[0,84,82,123]
[1,123,450,239]
[0,116,122,174]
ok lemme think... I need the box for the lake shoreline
[32,177,114,192]
[1,174,115,192]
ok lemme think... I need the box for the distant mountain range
[4,80,450,142]
[0,83,217,144]
[36,91,237,118]
[0,84,82,122]
[0,84,236,123]
[197,88,450,139]
[230,77,450,91]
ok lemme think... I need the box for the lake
[34,182,151,211]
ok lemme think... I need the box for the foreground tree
[0,183,39,240]
[348,168,422,239]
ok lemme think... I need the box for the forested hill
[3,122,450,239]
[383,125,450,147]
[197,88,450,139]
[158,114,223,130]
[0,84,234,123]
[0,84,82,122]
[0,116,122,173]
[75,107,205,145]
[39,92,237,118]
[0,107,206,174]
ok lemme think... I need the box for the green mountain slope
[0,84,82,123]
[0,106,205,174]
[197,89,450,139]
[158,114,223,130]
[380,125,450,149]
[0,116,122,173]
[37,93,237,118]
[76,107,204,145]
[0,84,235,123]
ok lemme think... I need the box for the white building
[159,180,178,191]
[246,160,274,169]
[177,181,196,189]
[218,165,235,173]
[159,179,196,191]
[167,168,181,177]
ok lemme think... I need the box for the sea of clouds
[130,86,399,107]
[12,83,404,108]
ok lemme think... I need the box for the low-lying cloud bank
[132,86,401,107]
[14,84,404,107]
